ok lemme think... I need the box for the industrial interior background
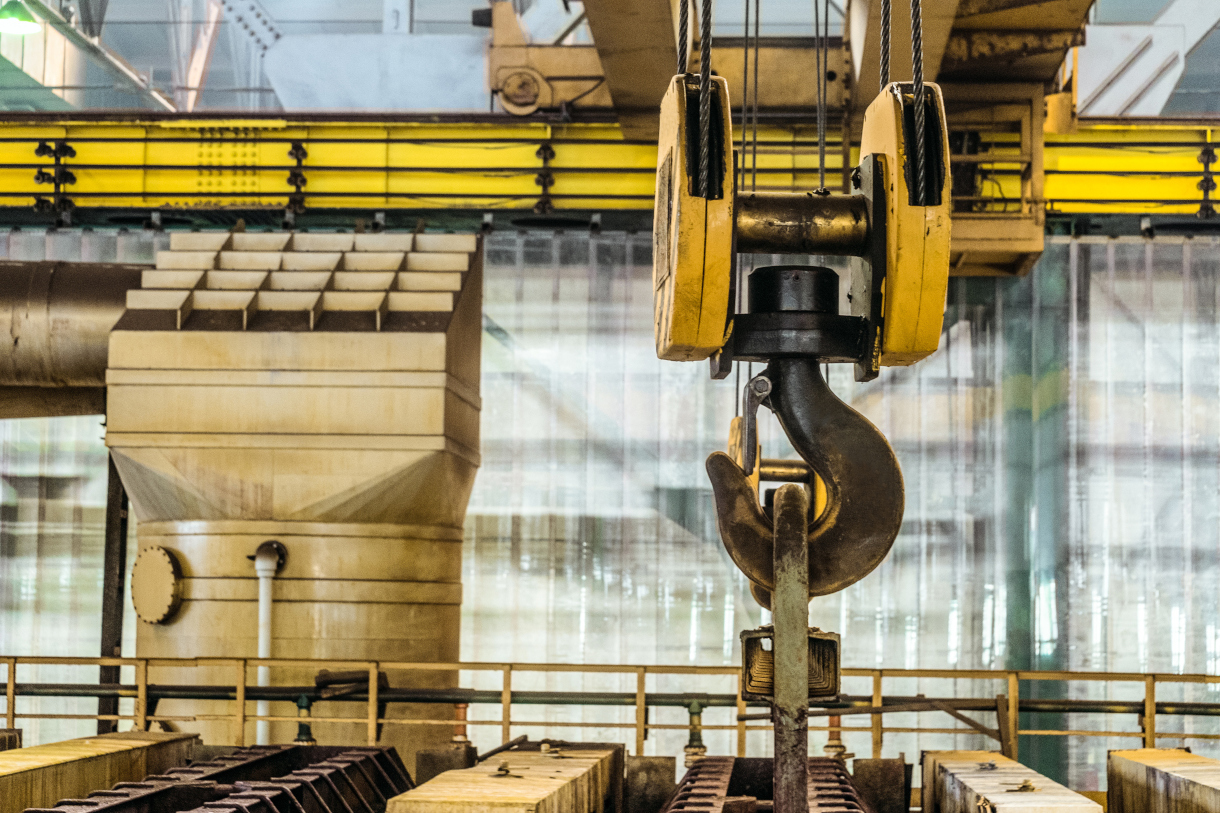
[5,229,1220,791]
[0,0,1219,804]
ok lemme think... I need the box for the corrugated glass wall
[0,230,1217,790]
[461,232,1220,786]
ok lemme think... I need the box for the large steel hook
[707,357,904,605]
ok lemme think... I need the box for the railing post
[736,674,747,757]
[1007,672,1020,761]
[871,671,883,758]
[635,668,647,756]
[368,662,380,746]
[1144,675,1156,748]
[234,660,247,746]
[4,657,15,730]
[501,665,512,744]
[134,660,148,732]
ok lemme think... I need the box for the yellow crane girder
[0,117,1212,216]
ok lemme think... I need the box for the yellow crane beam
[0,117,1212,216]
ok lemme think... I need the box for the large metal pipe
[735,192,870,256]
[0,260,144,416]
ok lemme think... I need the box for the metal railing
[4,656,1220,759]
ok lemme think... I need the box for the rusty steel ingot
[707,359,904,605]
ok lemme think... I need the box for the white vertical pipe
[253,543,281,745]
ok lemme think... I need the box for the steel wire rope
[740,0,751,195]
[815,0,827,191]
[678,0,690,74]
[736,0,751,416]
[747,0,760,391]
[750,0,759,192]
[699,0,714,198]
[880,0,890,90]
[911,0,926,205]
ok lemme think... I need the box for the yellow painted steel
[652,76,735,362]
[858,84,952,367]
[0,117,1210,214]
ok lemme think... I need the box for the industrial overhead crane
[650,1,952,810]
[4,2,1220,811]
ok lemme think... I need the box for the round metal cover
[131,546,183,624]
[499,69,547,116]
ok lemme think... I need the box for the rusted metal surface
[706,359,904,600]
[0,385,105,418]
[735,193,870,257]
[806,759,872,811]
[0,259,144,417]
[663,757,735,813]
[740,629,841,701]
[662,758,871,813]
[773,484,811,813]
[759,459,812,483]
[23,745,412,813]
[0,260,143,387]
[850,758,911,813]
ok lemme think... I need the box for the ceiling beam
[581,0,684,141]
[849,0,963,111]
[940,28,1084,78]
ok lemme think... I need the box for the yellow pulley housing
[651,78,952,380]
[856,82,952,368]
[652,74,735,361]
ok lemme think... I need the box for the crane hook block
[652,74,735,361]
[651,79,952,378]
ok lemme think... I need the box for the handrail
[4,656,1218,758]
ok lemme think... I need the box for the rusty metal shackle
[706,357,904,604]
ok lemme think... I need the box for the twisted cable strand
[678,0,689,73]
[816,0,827,190]
[880,0,891,90]
[750,0,759,191]
[699,0,713,197]
[911,0,925,205]
[740,0,750,193]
